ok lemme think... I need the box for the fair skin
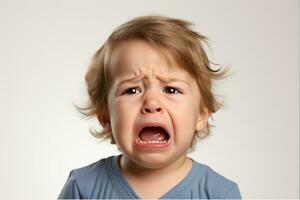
[101,40,210,199]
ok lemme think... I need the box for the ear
[195,107,211,132]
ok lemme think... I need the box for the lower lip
[134,138,171,149]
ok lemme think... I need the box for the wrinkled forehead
[107,40,193,80]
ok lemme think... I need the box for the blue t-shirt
[58,155,242,199]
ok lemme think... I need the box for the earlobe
[196,120,204,131]
[196,108,210,131]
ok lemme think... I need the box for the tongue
[139,127,168,142]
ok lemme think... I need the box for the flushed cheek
[110,118,134,152]
[109,99,139,148]
[172,97,198,120]
[114,98,141,118]
[171,104,198,143]
[173,127,195,154]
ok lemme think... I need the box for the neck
[119,154,191,179]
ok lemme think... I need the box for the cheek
[173,108,197,132]
[171,96,199,119]
[108,98,140,140]
[170,96,200,135]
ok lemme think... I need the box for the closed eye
[122,87,142,95]
[163,86,182,94]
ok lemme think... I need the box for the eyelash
[122,86,182,95]
[163,87,182,94]
[123,87,142,95]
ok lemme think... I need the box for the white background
[0,0,298,199]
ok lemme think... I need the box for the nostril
[143,107,163,113]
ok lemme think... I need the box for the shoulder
[72,156,109,179]
[59,156,114,199]
[72,156,113,192]
[193,161,242,199]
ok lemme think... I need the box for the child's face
[106,40,208,169]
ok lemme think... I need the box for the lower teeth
[139,139,167,144]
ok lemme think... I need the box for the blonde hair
[76,15,230,150]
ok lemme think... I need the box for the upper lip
[136,121,171,139]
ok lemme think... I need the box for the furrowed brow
[116,75,144,86]
[115,74,190,86]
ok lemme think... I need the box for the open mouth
[138,126,170,145]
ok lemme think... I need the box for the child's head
[78,15,229,157]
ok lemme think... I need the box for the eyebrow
[116,75,190,86]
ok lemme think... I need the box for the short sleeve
[224,184,242,199]
[58,170,81,199]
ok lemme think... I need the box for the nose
[141,92,164,115]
